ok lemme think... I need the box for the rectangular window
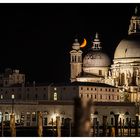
[100,95,102,99]
[20,112,25,125]
[61,118,65,125]
[27,112,31,121]
[99,70,102,75]
[32,112,36,122]
[95,95,96,99]
[43,94,46,99]
[93,118,97,125]
[112,95,114,100]
[44,117,48,125]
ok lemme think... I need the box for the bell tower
[128,6,140,35]
[70,39,83,82]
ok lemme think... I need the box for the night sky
[0,3,139,83]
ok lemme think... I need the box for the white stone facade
[70,8,140,103]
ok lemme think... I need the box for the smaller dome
[83,50,111,67]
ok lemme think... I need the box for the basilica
[0,7,140,136]
[70,7,140,103]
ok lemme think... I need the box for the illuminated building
[0,7,139,130]
[70,7,140,103]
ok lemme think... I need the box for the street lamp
[11,94,15,114]
[10,94,16,137]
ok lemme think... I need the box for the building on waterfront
[70,7,140,103]
[0,7,139,131]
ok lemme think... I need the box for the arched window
[121,73,125,85]
[32,112,36,122]
[72,56,74,62]
[75,56,76,62]
[94,111,98,115]
[5,112,9,121]
[125,112,129,115]
[110,111,114,115]
[54,92,57,101]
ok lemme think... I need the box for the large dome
[114,34,140,59]
[83,50,111,67]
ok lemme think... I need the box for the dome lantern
[92,32,102,50]
[72,39,80,50]
[128,6,140,35]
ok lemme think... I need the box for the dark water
[0,126,71,137]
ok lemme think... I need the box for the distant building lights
[11,94,15,99]
[54,92,57,101]
[0,95,3,99]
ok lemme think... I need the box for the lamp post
[11,94,15,114]
[0,95,4,137]
[1,113,3,137]
[10,94,16,137]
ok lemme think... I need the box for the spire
[92,32,102,50]
[95,32,99,39]
[128,6,140,35]
[135,6,138,15]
